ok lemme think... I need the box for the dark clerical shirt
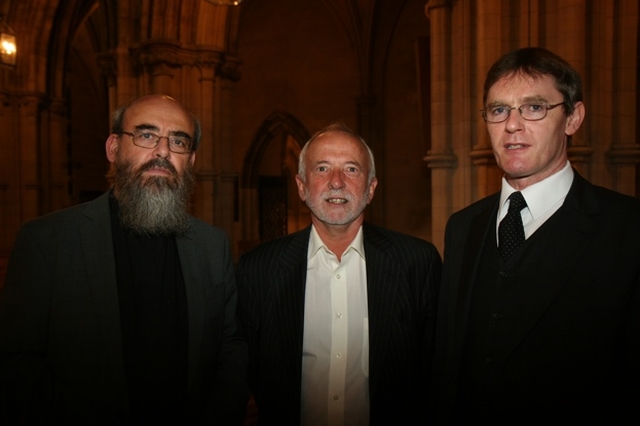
[109,195,189,424]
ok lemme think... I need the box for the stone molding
[129,40,242,81]
[424,149,457,168]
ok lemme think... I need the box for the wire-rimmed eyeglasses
[119,130,193,154]
[481,102,566,123]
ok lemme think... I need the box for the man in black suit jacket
[433,47,640,424]
[237,124,441,425]
[0,95,248,425]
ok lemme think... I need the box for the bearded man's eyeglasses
[481,102,566,123]
[119,130,193,154]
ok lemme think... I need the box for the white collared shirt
[300,225,370,426]
[497,161,574,244]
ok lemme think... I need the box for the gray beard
[114,157,195,236]
[303,187,368,226]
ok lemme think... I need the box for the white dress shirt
[300,225,369,426]
[497,161,574,244]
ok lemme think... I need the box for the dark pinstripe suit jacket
[236,223,441,425]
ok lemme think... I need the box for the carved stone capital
[131,40,242,81]
[217,56,242,82]
[133,40,189,68]
[10,93,46,116]
[424,149,457,168]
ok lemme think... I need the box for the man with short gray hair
[237,123,441,425]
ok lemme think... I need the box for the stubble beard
[114,157,195,236]
[304,188,369,226]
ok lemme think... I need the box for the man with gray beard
[114,154,195,235]
[236,123,442,425]
[0,94,248,425]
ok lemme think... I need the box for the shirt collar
[308,225,366,260]
[499,161,574,220]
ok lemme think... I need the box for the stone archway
[239,109,311,253]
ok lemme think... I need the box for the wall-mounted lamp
[0,14,16,69]
[204,0,243,5]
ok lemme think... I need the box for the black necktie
[498,191,527,260]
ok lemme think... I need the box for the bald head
[110,94,202,151]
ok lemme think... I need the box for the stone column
[357,94,383,224]
[424,0,456,253]
[606,0,640,196]
[217,59,242,245]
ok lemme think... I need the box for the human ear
[106,134,120,162]
[565,102,585,136]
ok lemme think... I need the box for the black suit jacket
[0,191,248,425]
[236,223,442,425]
[433,171,640,423]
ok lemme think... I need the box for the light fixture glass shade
[0,31,16,67]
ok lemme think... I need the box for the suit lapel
[175,223,203,390]
[362,224,396,397]
[453,199,498,354]
[274,228,311,387]
[78,192,128,401]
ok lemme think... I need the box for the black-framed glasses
[481,102,566,123]
[119,130,193,154]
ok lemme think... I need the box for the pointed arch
[242,109,310,188]
[238,110,311,249]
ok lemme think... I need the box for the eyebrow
[344,161,363,169]
[487,95,549,107]
[313,160,363,169]
[134,123,192,139]
[134,123,159,132]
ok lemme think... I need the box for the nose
[328,169,345,190]
[152,136,171,158]
[504,108,524,133]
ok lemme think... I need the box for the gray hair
[298,123,376,184]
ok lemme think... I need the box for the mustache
[322,189,354,201]
[138,158,178,177]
